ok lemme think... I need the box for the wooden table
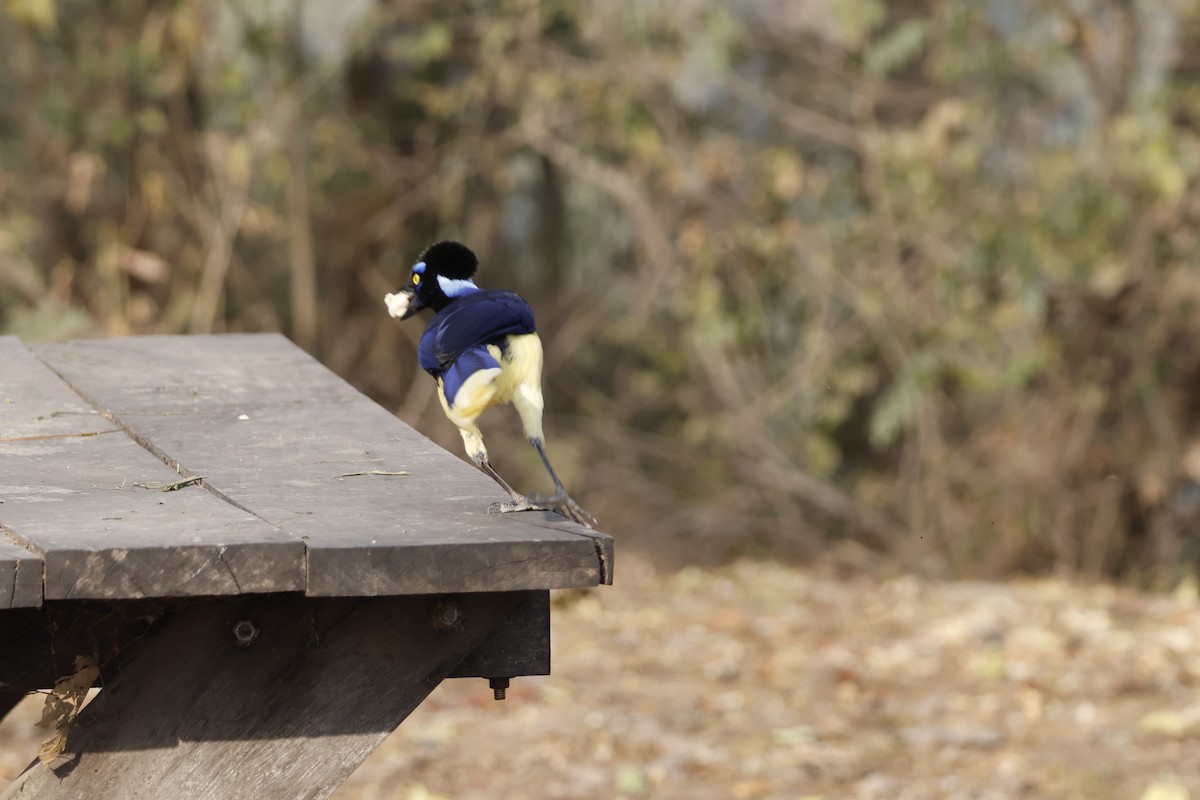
[0,334,612,799]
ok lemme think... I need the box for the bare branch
[514,117,680,320]
[725,73,863,152]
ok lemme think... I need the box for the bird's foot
[526,492,597,529]
[488,496,550,515]
[488,493,597,529]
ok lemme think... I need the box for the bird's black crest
[419,241,478,280]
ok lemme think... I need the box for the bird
[384,240,596,528]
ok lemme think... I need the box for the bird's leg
[456,423,546,513]
[525,438,597,528]
[474,455,523,502]
[509,377,596,527]
[473,454,552,514]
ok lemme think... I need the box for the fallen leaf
[1140,706,1200,737]
[405,785,452,800]
[772,725,815,745]
[615,762,647,794]
[35,655,99,767]
[36,733,73,770]
[160,476,202,492]
[1140,780,1189,800]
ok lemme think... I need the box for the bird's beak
[384,286,423,320]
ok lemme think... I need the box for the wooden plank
[0,598,168,694]
[449,589,550,678]
[34,334,613,595]
[0,592,550,697]
[0,592,523,800]
[0,529,42,609]
[0,338,305,600]
[0,335,101,439]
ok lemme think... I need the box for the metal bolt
[430,597,464,632]
[232,620,259,646]
[489,677,510,701]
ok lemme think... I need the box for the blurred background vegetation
[3,0,1200,584]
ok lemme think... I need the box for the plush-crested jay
[385,241,596,528]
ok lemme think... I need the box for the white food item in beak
[384,291,413,319]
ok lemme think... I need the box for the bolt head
[232,620,259,646]
[430,597,464,632]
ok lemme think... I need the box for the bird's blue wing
[418,290,535,375]
[441,346,502,409]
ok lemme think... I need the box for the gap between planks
[29,354,287,535]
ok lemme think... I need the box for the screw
[232,620,258,646]
[430,597,464,632]
[489,677,510,701]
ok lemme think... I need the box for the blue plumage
[440,346,501,407]
[418,290,536,379]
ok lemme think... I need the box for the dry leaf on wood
[35,655,100,767]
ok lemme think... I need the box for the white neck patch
[437,275,480,297]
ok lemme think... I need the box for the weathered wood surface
[0,592,547,693]
[0,592,522,800]
[449,589,550,678]
[0,338,304,601]
[0,530,41,609]
[34,334,612,595]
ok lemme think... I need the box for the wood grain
[34,334,613,595]
[0,530,41,609]
[0,592,522,800]
[449,589,550,678]
[0,337,304,600]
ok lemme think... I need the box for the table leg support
[0,692,25,725]
[1,592,523,800]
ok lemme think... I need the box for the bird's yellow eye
[412,274,420,285]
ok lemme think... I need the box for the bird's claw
[526,492,597,529]
[488,493,597,528]
[488,497,549,515]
